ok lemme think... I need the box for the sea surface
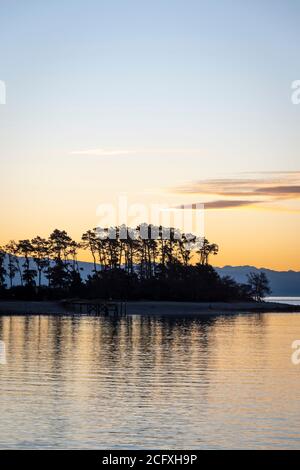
[266,297,300,306]
[0,312,300,449]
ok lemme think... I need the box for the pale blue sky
[1,0,300,168]
[0,0,300,269]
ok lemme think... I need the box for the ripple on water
[0,313,300,449]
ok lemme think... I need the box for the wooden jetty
[63,300,127,316]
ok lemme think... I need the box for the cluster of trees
[0,225,270,302]
[0,230,81,291]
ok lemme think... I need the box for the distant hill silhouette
[215,266,300,297]
[3,257,299,296]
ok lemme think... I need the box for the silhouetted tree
[0,224,258,302]
[247,272,271,301]
[48,230,73,289]
[18,239,37,287]
[68,240,81,273]
[49,229,72,262]
[82,229,98,273]
[31,236,50,287]
[0,247,7,289]
[4,241,18,288]
[5,241,23,286]
[48,259,70,290]
[198,238,219,265]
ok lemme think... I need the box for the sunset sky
[1,0,300,270]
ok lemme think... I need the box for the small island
[0,224,298,315]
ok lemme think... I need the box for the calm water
[0,313,300,450]
[266,297,300,306]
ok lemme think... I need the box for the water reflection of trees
[0,313,269,407]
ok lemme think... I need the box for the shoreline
[0,300,299,316]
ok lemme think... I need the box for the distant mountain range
[215,266,300,297]
[3,256,300,296]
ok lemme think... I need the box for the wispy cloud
[69,148,133,156]
[242,170,300,176]
[69,148,205,157]
[175,200,261,210]
[202,200,260,209]
[255,185,300,197]
[172,171,300,210]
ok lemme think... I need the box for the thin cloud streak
[69,148,133,156]
[172,172,300,210]
[174,175,300,197]
[175,200,260,210]
[242,170,300,176]
[255,185,300,196]
[69,148,205,157]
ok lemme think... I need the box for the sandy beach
[0,300,299,316]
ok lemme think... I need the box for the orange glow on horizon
[1,204,299,271]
